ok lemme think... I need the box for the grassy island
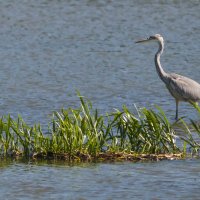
[1,94,200,162]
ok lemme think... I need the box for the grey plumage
[136,34,200,119]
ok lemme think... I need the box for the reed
[109,105,179,154]
[0,94,200,162]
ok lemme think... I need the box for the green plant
[0,94,199,162]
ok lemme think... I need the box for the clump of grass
[177,103,200,156]
[48,95,110,160]
[109,105,179,154]
[0,94,200,162]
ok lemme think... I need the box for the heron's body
[136,34,200,119]
[166,73,200,102]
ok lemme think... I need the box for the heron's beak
[135,38,150,43]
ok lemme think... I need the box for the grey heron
[136,34,200,120]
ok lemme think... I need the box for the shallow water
[0,0,200,199]
[0,159,200,200]
[0,0,199,126]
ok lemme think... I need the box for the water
[0,159,200,200]
[0,0,200,199]
[0,0,199,126]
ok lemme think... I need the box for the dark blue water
[0,0,200,199]
[0,0,199,126]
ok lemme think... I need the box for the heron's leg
[175,99,179,120]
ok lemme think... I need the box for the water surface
[0,159,200,200]
[0,0,199,126]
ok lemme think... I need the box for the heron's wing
[168,73,200,101]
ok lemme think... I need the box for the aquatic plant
[109,106,179,154]
[177,104,200,155]
[0,94,200,162]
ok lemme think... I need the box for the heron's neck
[154,40,168,83]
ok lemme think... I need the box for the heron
[136,34,200,120]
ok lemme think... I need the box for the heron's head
[135,34,164,44]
